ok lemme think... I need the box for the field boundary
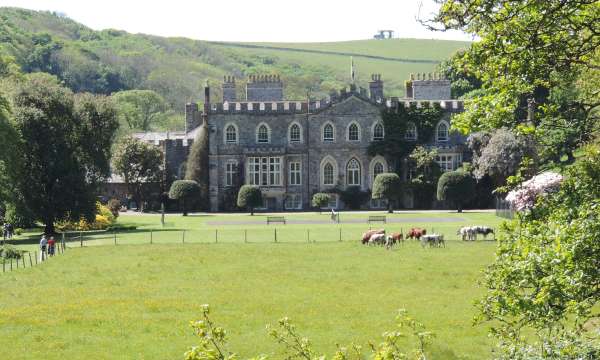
[208,41,440,64]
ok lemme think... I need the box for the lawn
[1,211,504,359]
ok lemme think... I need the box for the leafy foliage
[112,137,164,212]
[436,170,476,212]
[311,193,330,210]
[10,73,118,234]
[113,90,168,131]
[169,180,201,216]
[477,145,600,357]
[185,123,209,209]
[407,146,442,208]
[338,186,370,210]
[236,185,262,215]
[371,173,401,213]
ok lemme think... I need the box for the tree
[10,73,118,234]
[436,171,476,212]
[311,193,330,213]
[408,146,442,208]
[184,122,209,208]
[477,145,600,357]
[372,173,401,213]
[236,185,262,215]
[338,186,370,210]
[469,128,536,188]
[425,0,600,163]
[168,180,200,216]
[112,90,167,131]
[112,137,163,212]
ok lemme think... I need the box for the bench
[266,216,286,225]
[368,215,386,224]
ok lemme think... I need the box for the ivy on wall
[368,102,445,160]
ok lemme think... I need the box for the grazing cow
[421,234,445,248]
[385,232,403,249]
[407,228,426,240]
[362,229,384,244]
[457,226,476,241]
[369,233,386,246]
[474,226,494,239]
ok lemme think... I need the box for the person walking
[48,236,56,257]
[39,235,48,262]
[2,222,7,244]
[6,222,13,240]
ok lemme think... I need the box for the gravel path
[206,217,466,226]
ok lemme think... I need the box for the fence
[495,196,515,219]
[1,241,66,274]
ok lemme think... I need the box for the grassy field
[1,211,504,359]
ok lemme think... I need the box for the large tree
[426,0,600,163]
[436,170,476,212]
[372,173,402,213]
[10,73,118,234]
[112,137,164,212]
[112,90,167,131]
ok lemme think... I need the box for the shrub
[311,193,330,213]
[4,202,35,228]
[55,202,116,231]
[339,186,370,210]
[372,172,402,213]
[236,185,262,215]
[437,170,476,212]
[0,244,25,260]
[107,199,121,218]
[168,180,201,216]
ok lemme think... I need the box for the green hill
[0,7,468,121]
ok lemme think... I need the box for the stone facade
[130,74,468,212]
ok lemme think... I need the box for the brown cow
[361,229,385,244]
[407,228,426,240]
[385,232,403,249]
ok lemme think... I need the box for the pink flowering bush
[505,172,563,211]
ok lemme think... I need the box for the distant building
[119,72,467,211]
[373,30,394,39]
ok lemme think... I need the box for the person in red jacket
[48,236,56,256]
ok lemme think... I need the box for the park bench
[266,216,286,225]
[368,215,386,224]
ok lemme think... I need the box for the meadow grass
[1,212,504,359]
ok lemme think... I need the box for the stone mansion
[130,73,467,211]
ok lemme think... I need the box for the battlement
[246,74,283,101]
[369,73,384,102]
[222,76,236,102]
[406,72,451,100]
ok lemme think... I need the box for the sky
[0,0,472,42]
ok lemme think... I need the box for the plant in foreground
[184,305,434,360]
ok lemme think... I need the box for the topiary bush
[311,193,330,213]
[107,199,121,218]
[168,180,201,216]
[437,170,476,212]
[372,172,402,213]
[236,185,262,215]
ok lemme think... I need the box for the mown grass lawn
[1,212,504,359]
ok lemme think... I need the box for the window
[323,163,334,185]
[323,123,334,142]
[437,122,449,142]
[247,157,282,186]
[257,124,269,143]
[326,195,338,209]
[285,194,302,210]
[436,154,454,172]
[289,162,301,185]
[373,162,384,183]
[346,158,361,186]
[405,123,417,140]
[289,123,301,142]
[225,162,238,187]
[348,123,360,141]
[225,125,237,143]
[373,123,384,140]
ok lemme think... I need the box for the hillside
[0,7,468,124]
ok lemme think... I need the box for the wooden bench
[368,215,386,224]
[266,216,286,225]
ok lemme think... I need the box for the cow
[369,233,386,246]
[385,232,403,249]
[421,234,445,248]
[407,228,426,240]
[474,226,494,240]
[457,226,476,241]
[362,229,385,244]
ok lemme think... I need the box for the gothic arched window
[346,158,361,186]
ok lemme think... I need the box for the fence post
[3,259,5,272]
[307,229,310,243]
[215,229,218,243]
[339,228,342,242]
[244,229,247,243]
[114,231,117,245]
[29,252,32,267]
[150,230,153,244]
[182,230,185,243]
[35,251,38,265]
[10,258,13,271]
[274,228,277,243]
[22,256,25,268]
[15,257,18,269]
[80,231,83,247]
[61,233,66,252]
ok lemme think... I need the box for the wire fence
[1,241,66,274]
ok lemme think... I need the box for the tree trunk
[457,202,463,213]
[387,199,393,214]
[182,199,188,216]
[250,207,254,216]
[44,215,55,235]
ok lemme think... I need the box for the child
[48,236,56,256]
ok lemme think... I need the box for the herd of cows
[361,226,495,249]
